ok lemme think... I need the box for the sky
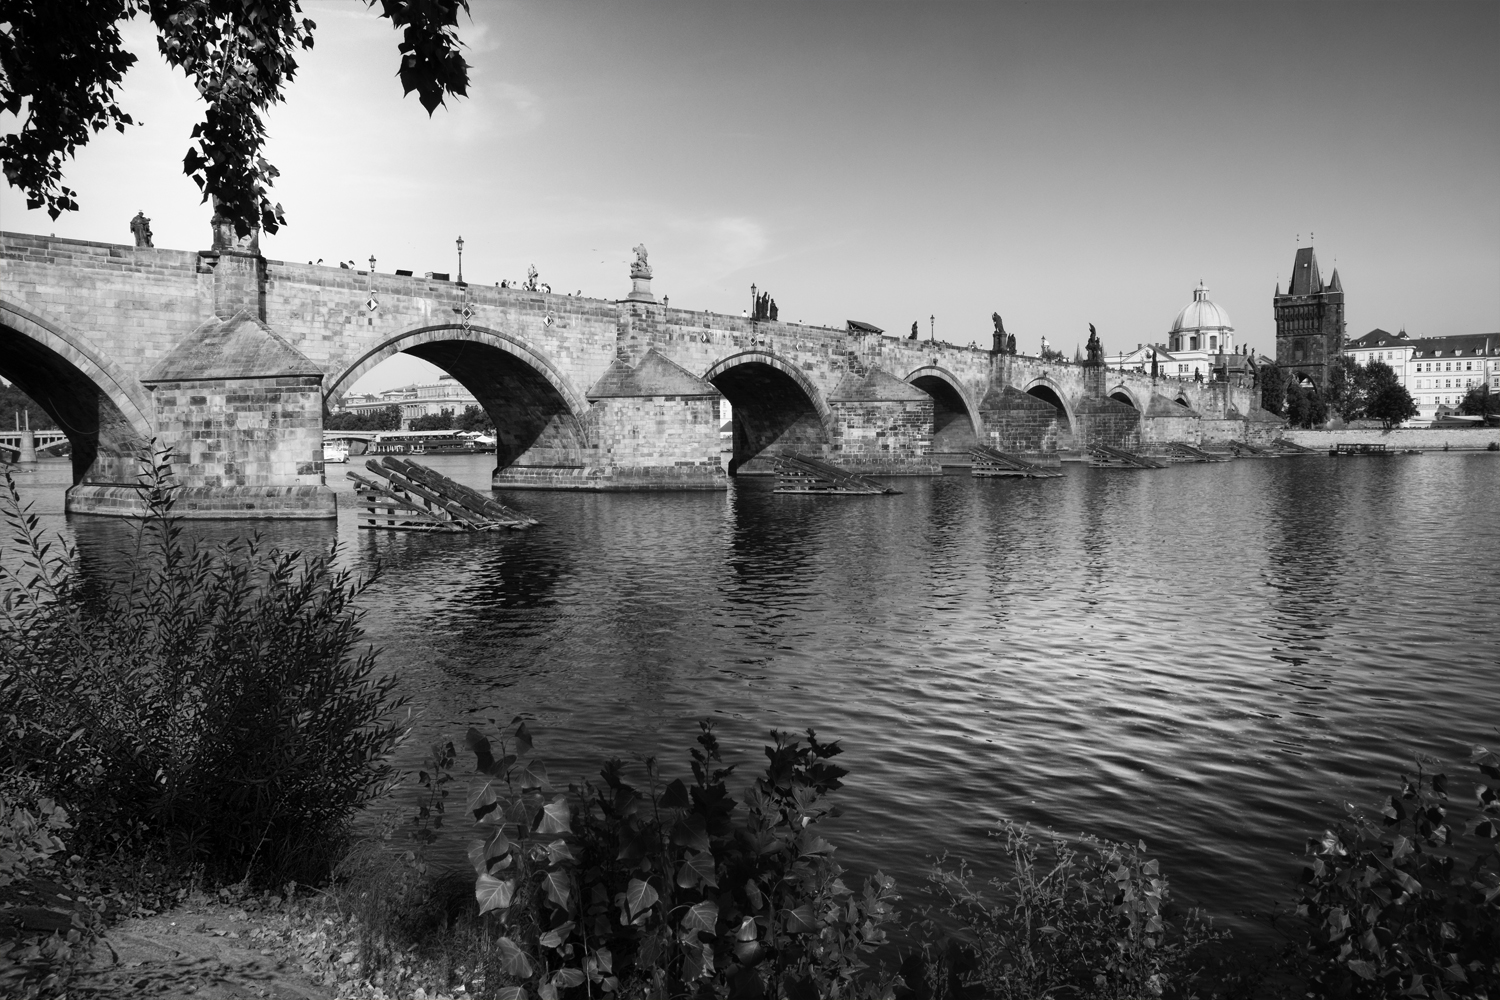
[3,2,1497,392]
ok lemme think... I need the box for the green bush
[0,454,408,884]
[442,719,900,999]
[1285,749,1500,999]
[908,824,1224,1000]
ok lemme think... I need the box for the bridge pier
[495,344,727,491]
[67,232,335,518]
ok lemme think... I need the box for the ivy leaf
[670,814,710,852]
[497,935,534,978]
[467,776,501,820]
[476,874,515,915]
[466,727,494,772]
[545,839,575,864]
[543,870,572,908]
[495,988,528,1000]
[519,758,551,791]
[617,877,659,921]
[553,968,586,988]
[538,920,575,950]
[514,721,534,756]
[681,900,719,936]
[660,778,690,809]
[676,851,719,889]
[467,830,510,874]
[683,940,714,981]
[537,795,571,835]
[783,904,817,933]
[1348,959,1377,981]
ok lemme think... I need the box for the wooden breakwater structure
[774,454,901,494]
[968,445,1064,478]
[1088,445,1169,469]
[1162,442,1229,464]
[349,457,539,531]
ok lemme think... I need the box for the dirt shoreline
[71,892,465,1000]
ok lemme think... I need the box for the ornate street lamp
[456,236,465,285]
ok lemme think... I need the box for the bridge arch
[1022,376,1078,452]
[1108,383,1146,411]
[326,324,590,469]
[906,365,983,454]
[703,350,833,475]
[0,299,154,483]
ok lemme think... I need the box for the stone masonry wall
[829,398,938,474]
[1283,427,1500,451]
[149,376,325,488]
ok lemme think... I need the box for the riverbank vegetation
[3,459,1498,998]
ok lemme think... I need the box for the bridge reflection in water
[16,450,1500,943]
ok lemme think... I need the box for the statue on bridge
[909,321,918,341]
[630,243,652,279]
[1085,323,1104,366]
[991,313,1008,354]
[1150,348,1159,378]
[129,211,153,248]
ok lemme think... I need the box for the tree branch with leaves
[1,0,470,238]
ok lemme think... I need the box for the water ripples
[14,451,1500,939]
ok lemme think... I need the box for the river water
[8,452,1500,939]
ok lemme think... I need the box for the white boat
[323,442,349,463]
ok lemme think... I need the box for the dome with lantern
[1167,282,1234,354]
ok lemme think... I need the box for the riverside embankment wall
[1283,427,1500,451]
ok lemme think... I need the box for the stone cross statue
[630,243,652,279]
[130,211,153,248]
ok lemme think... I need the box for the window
[1190,336,1200,350]
[1209,336,1217,350]
[1466,362,1473,371]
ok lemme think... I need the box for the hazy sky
[4,2,1497,391]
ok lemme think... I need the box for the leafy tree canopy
[325,404,401,431]
[409,410,453,431]
[1458,383,1500,418]
[1326,356,1363,423]
[1358,359,1418,429]
[1,0,470,237]
[454,403,492,433]
[1284,379,1327,429]
[1258,359,1286,415]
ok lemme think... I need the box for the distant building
[1106,282,1250,383]
[1274,247,1345,390]
[1398,333,1498,422]
[336,374,478,428]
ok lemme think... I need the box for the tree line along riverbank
[3,458,1498,1000]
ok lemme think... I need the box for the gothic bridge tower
[1274,247,1344,390]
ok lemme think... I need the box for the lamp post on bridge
[456,236,465,286]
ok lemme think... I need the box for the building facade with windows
[1402,334,1499,420]
[1345,329,1415,386]
[336,374,480,428]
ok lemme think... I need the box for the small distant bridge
[0,428,69,461]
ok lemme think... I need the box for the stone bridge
[0,228,1278,517]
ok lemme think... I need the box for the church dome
[1170,282,1233,335]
